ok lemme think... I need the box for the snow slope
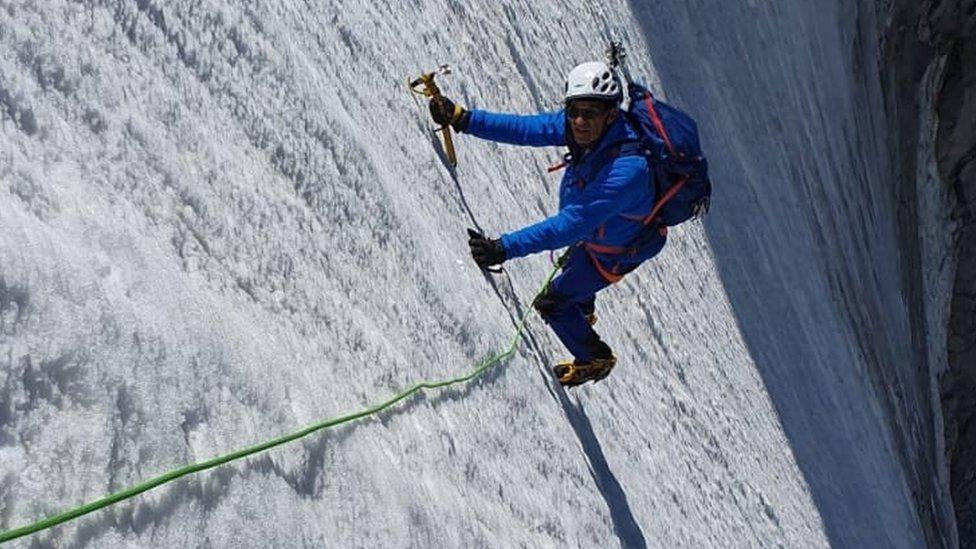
[0,0,946,547]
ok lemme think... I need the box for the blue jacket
[462,109,665,266]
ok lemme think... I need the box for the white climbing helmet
[564,61,621,103]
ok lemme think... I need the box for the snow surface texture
[0,1,946,548]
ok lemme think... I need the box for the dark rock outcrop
[880,0,975,545]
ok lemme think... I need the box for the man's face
[566,100,617,147]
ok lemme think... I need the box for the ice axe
[604,40,633,85]
[408,65,458,167]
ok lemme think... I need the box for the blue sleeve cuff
[500,233,524,260]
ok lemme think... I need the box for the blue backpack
[609,81,712,229]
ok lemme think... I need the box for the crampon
[552,356,617,387]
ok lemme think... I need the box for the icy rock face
[878,0,976,544]
[940,41,976,549]
[920,0,976,544]
[0,0,962,547]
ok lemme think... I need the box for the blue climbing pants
[533,246,645,363]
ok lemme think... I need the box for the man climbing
[429,61,671,388]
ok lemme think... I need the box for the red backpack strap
[547,151,574,173]
[642,175,689,226]
[643,91,675,156]
[547,161,567,173]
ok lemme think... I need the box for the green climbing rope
[0,263,560,544]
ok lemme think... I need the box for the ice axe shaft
[408,65,458,167]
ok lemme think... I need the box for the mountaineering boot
[552,356,617,387]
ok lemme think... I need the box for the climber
[429,61,672,387]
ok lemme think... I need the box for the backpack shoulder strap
[638,90,676,156]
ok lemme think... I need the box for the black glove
[429,96,470,131]
[467,228,506,268]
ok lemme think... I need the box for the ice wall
[0,0,959,547]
